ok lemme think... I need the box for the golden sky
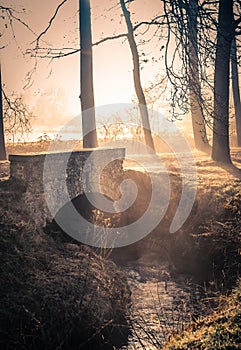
[0,0,164,131]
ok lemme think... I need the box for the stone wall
[9,149,125,227]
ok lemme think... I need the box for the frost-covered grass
[163,278,241,349]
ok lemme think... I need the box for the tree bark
[80,0,98,148]
[120,0,155,152]
[188,0,210,153]
[212,0,233,163]
[0,65,7,161]
[231,37,241,147]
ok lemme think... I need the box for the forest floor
[0,143,241,349]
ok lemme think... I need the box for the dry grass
[2,143,241,348]
[0,178,131,349]
[163,278,241,349]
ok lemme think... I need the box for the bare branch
[93,32,127,46]
[33,0,68,47]
[0,5,35,34]
[2,90,33,136]
[26,47,79,59]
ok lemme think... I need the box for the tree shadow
[215,161,241,178]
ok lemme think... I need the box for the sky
[0,0,168,139]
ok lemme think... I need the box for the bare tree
[0,65,6,160]
[21,0,241,162]
[212,0,233,163]
[24,0,98,148]
[80,0,98,148]
[161,0,214,149]
[2,92,33,137]
[231,37,241,147]
[188,0,210,153]
[0,65,33,159]
[120,0,155,151]
[0,4,36,159]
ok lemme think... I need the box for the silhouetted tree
[2,93,33,137]
[0,5,35,160]
[80,0,98,148]
[24,0,241,161]
[0,65,6,161]
[25,0,98,148]
[231,37,241,147]
[188,0,210,152]
[0,65,33,159]
[212,0,233,163]
[120,0,155,151]
[161,0,212,151]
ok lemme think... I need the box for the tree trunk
[212,0,233,163]
[188,0,210,153]
[231,37,241,147]
[0,65,6,161]
[120,0,155,152]
[79,0,98,148]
